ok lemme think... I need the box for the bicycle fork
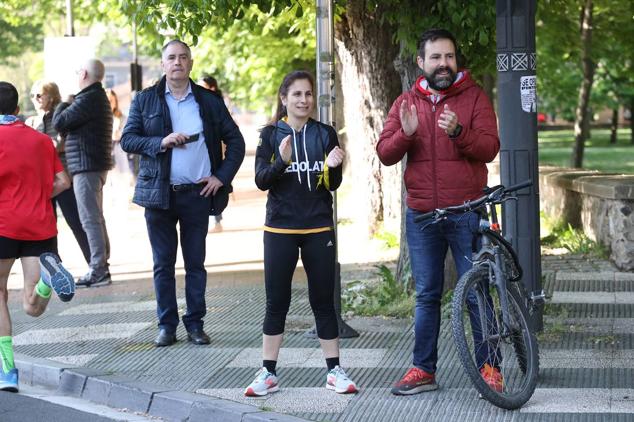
[478,246,515,342]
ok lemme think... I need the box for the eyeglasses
[30,93,43,100]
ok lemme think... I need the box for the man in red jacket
[377,29,501,395]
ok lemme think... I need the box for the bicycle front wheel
[451,265,539,410]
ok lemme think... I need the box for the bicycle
[414,180,544,410]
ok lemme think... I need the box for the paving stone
[616,273,634,281]
[189,398,262,422]
[556,272,615,281]
[148,391,211,421]
[227,348,386,368]
[521,388,634,413]
[197,387,354,414]
[57,367,109,397]
[551,292,616,304]
[243,411,309,422]
[12,323,151,345]
[29,357,68,389]
[82,374,135,405]
[107,380,172,413]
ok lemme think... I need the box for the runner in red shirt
[0,82,76,393]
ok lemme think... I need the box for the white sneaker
[326,366,358,394]
[244,367,279,397]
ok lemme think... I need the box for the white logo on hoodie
[285,161,324,173]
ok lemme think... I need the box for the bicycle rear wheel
[451,265,539,409]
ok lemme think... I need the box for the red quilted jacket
[377,71,500,212]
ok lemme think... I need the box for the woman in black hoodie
[245,70,358,397]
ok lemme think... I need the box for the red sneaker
[480,363,504,393]
[391,367,438,395]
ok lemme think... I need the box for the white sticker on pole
[520,76,536,113]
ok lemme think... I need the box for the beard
[424,67,457,91]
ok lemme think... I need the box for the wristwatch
[449,123,463,139]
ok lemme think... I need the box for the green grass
[373,228,399,250]
[538,128,634,173]
[540,213,609,258]
[342,265,413,318]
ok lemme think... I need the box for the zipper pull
[432,105,436,112]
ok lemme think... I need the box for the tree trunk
[393,45,420,289]
[610,108,619,144]
[334,1,401,235]
[391,45,459,293]
[481,73,496,109]
[631,98,634,144]
[571,0,596,168]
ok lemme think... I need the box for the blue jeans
[145,189,210,333]
[406,208,481,373]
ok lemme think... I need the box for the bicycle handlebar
[414,179,532,224]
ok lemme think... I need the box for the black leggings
[262,230,338,340]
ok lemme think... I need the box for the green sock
[35,278,52,299]
[0,336,14,372]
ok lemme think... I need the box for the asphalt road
[0,388,158,422]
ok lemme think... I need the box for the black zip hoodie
[255,118,342,231]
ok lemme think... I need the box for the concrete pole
[65,0,75,37]
[308,0,359,338]
[130,20,143,92]
[496,0,544,330]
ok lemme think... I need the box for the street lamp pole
[496,0,544,330]
[309,0,359,338]
[65,0,75,37]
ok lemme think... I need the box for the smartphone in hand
[183,133,200,144]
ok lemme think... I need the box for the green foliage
[381,0,496,80]
[538,128,634,173]
[342,264,413,318]
[191,2,314,113]
[536,0,634,119]
[440,288,453,320]
[373,228,399,250]
[541,216,608,257]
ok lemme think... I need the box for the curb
[15,354,307,422]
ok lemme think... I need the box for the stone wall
[539,166,634,270]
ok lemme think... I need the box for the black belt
[170,183,204,192]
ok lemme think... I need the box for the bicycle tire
[452,265,539,410]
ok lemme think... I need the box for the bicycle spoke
[452,266,539,410]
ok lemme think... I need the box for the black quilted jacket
[120,76,245,212]
[52,82,113,175]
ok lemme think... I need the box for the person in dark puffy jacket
[244,70,358,398]
[53,59,113,288]
[377,29,501,396]
[121,40,245,348]
[26,80,91,266]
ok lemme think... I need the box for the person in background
[26,80,91,265]
[246,70,357,397]
[108,89,134,179]
[53,59,114,288]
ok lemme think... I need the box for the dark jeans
[53,186,91,264]
[407,208,485,373]
[145,189,210,333]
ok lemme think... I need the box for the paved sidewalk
[8,253,634,421]
[6,123,634,420]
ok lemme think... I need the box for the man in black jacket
[121,40,245,347]
[53,59,113,287]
